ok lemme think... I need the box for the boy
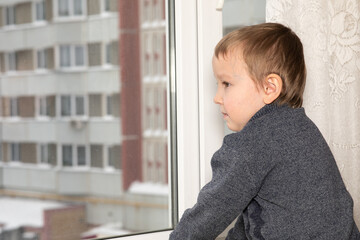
[169,23,359,239]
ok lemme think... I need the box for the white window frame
[111,0,223,239]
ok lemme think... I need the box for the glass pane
[75,46,85,66]
[75,96,85,115]
[58,0,69,16]
[40,144,48,163]
[62,145,73,166]
[36,1,45,21]
[61,95,71,116]
[0,0,174,239]
[74,0,83,15]
[8,52,16,71]
[60,45,71,67]
[77,145,86,166]
[5,6,15,25]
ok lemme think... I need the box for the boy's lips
[222,112,228,118]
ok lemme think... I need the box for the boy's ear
[262,74,283,104]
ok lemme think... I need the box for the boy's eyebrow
[215,73,231,79]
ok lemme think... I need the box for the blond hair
[215,23,306,108]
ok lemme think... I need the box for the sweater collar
[249,103,286,123]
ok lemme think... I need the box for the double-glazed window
[59,45,86,68]
[58,0,84,17]
[0,0,260,239]
[60,95,86,117]
[62,144,87,166]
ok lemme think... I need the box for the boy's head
[214,22,306,108]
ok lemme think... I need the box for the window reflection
[0,0,170,239]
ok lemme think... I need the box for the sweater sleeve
[169,141,262,240]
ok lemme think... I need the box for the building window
[105,43,111,64]
[75,95,85,116]
[61,95,71,116]
[39,143,57,165]
[39,96,48,116]
[7,52,16,72]
[104,0,111,12]
[60,45,71,67]
[108,145,120,169]
[5,6,15,26]
[59,45,86,68]
[62,145,72,166]
[40,144,49,163]
[153,0,161,21]
[74,0,83,15]
[74,45,85,66]
[38,96,56,117]
[57,0,85,17]
[37,49,47,69]
[77,145,86,166]
[10,143,20,162]
[105,42,118,66]
[58,0,70,16]
[35,1,46,21]
[106,95,112,116]
[143,0,151,22]
[90,144,103,168]
[10,97,18,117]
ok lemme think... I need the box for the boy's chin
[226,123,243,132]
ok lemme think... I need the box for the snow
[81,222,131,239]
[128,181,169,196]
[0,197,65,230]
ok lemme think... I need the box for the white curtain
[266,0,360,226]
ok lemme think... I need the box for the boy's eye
[222,81,231,87]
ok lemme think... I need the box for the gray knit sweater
[169,104,359,240]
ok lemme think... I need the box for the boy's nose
[213,92,222,105]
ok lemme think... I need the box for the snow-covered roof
[128,181,169,196]
[81,222,131,239]
[0,197,66,230]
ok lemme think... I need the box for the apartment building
[0,0,169,239]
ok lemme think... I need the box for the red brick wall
[119,0,143,190]
[43,205,86,240]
